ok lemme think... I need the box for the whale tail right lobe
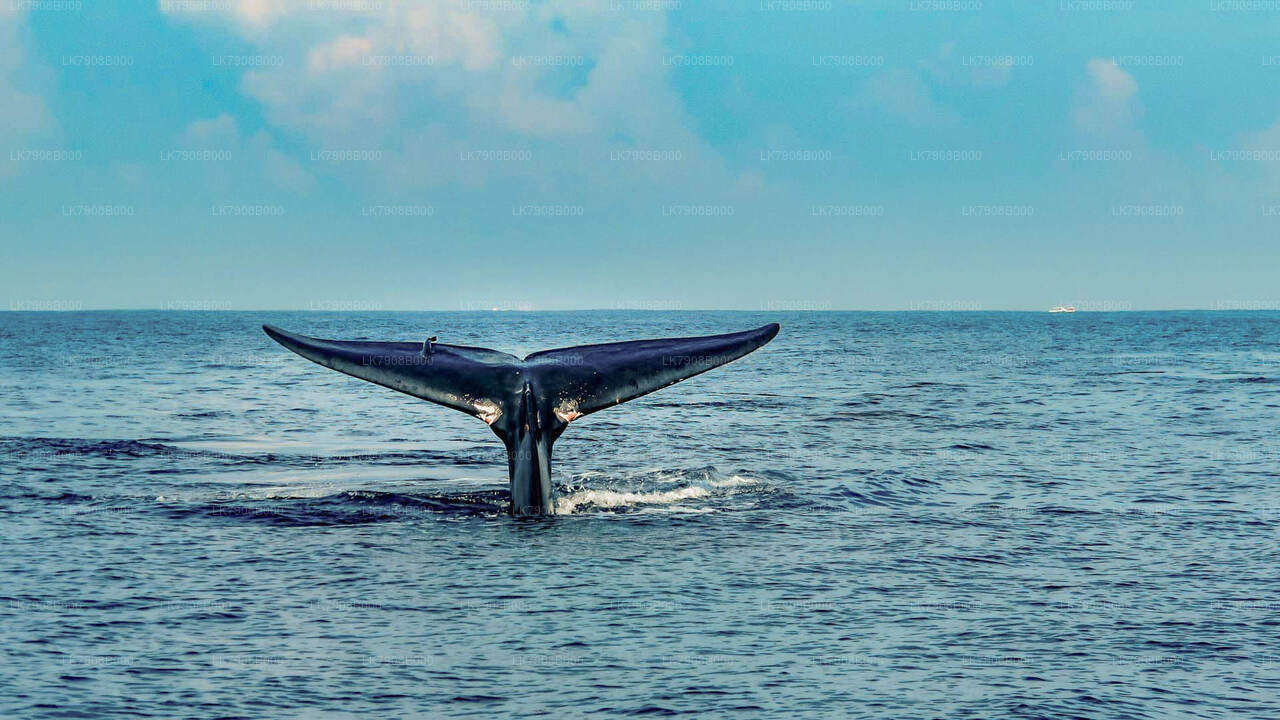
[522,323,781,424]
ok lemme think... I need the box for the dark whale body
[262,323,779,516]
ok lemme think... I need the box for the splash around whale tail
[262,322,779,515]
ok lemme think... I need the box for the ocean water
[1,310,1278,719]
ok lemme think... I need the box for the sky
[3,0,1280,311]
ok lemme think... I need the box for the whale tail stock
[262,322,780,515]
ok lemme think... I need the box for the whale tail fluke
[263,322,780,515]
[263,322,778,426]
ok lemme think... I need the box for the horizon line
[3,307,1278,313]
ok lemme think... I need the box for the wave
[0,436,498,468]
[8,436,786,519]
[1,437,198,459]
[155,489,511,525]
[135,469,778,524]
[553,472,767,515]
[554,486,712,514]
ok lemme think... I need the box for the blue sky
[4,0,1280,311]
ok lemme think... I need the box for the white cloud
[1073,58,1141,140]
[1088,58,1138,99]
[158,0,302,33]
[1234,119,1280,193]
[1240,119,1280,152]
[176,113,314,193]
[306,35,376,74]
[852,68,960,129]
[919,43,1016,90]
[159,0,725,196]
[0,8,55,177]
[182,113,239,144]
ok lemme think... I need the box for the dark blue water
[1,311,1277,719]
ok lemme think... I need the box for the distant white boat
[1049,305,1076,313]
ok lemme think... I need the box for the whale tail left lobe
[262,324,521,425]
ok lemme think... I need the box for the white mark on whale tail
[473,401,501,425]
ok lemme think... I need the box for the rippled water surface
[2,311,1278,718]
